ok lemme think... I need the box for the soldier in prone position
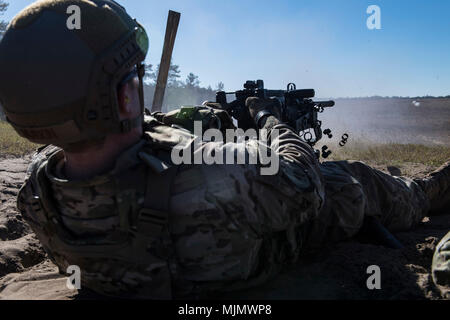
[0,0,448,299]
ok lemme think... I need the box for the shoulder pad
[143,116,194,151]
[26,145,61,176]
[139,116,194,174]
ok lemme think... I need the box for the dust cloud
[318,98,450,146]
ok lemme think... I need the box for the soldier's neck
[63,129,142,180]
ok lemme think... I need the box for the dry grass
[0,121,41,157]
[325,139,450,168]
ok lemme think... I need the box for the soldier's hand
[245,97,282,129]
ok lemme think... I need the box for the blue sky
[2,0,450,97]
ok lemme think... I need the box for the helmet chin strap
[137,62,146,115]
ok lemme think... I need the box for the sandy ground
[0,156,448,300]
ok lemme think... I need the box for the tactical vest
[17,116,195,299]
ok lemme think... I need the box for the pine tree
[143,63,156,83]
[152,63,182,87]
[0,1,9,37]
[185,72,200,88]
[216,81,225,91]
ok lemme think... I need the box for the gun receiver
[215,80,335,147]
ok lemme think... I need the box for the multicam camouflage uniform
[17,115,432,298]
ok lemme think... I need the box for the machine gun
[214,80,335,147]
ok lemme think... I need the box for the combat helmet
[0,0,149,150]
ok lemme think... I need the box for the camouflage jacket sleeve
[168,123,325,283]
[16,146,63,265]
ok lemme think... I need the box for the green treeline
[142,63,224,112]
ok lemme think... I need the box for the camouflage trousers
[302,160,430,249]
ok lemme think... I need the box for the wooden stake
[151,10,181,112]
